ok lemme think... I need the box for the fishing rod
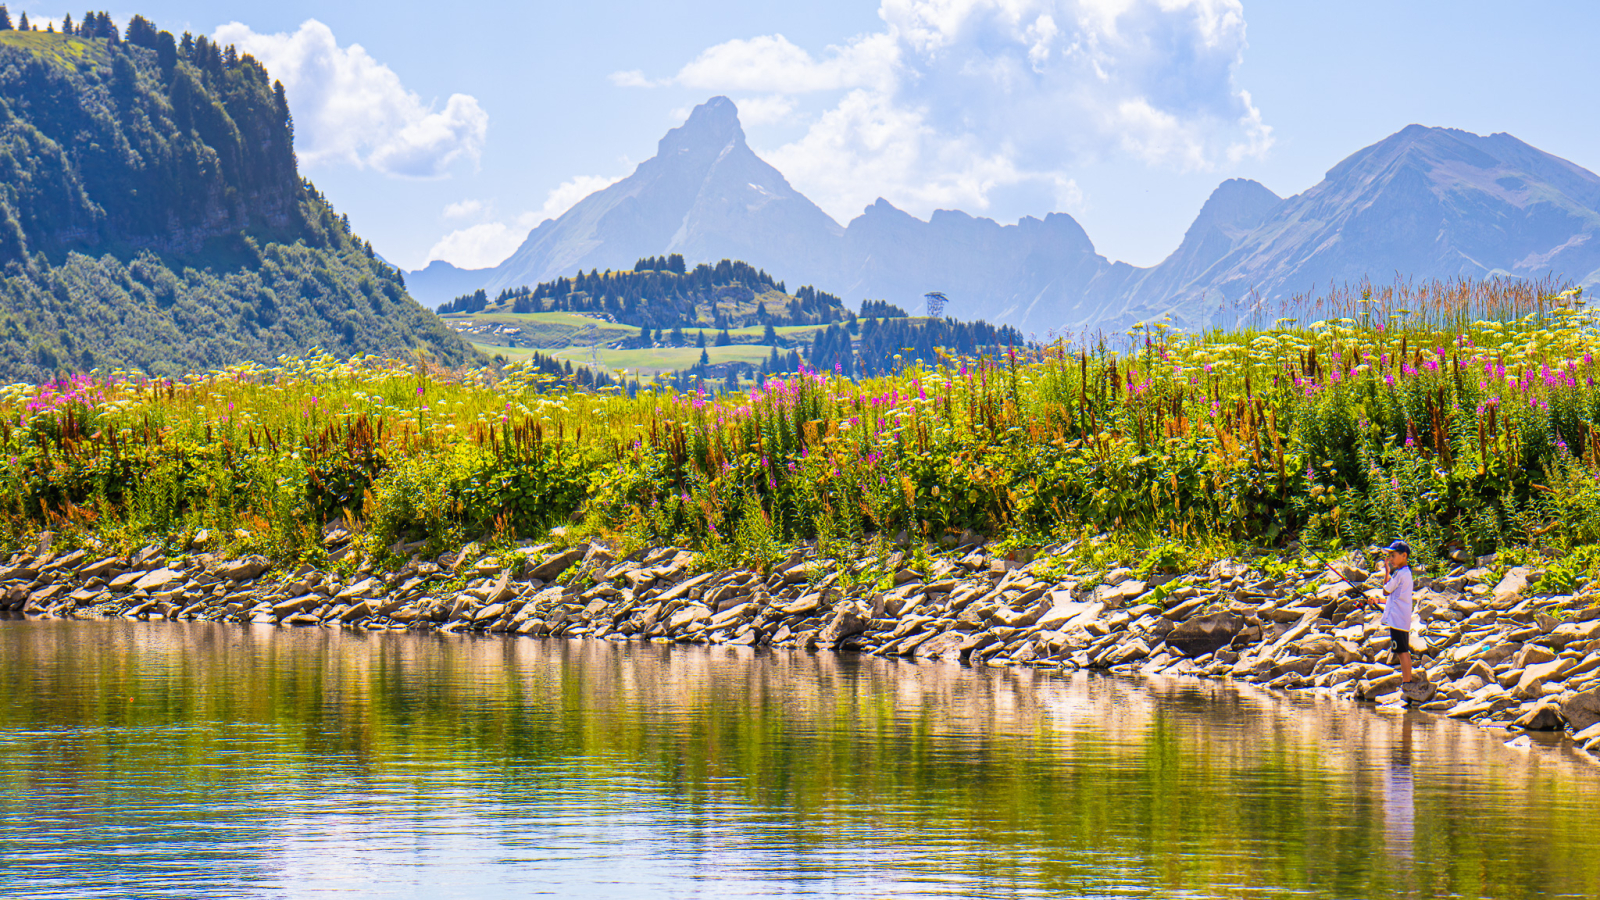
[1299,544,1372,598]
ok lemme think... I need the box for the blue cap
[1386,540,1411,555]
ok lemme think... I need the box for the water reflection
[0,621,1594,898]
[1385,717,1415,863]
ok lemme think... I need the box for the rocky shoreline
[5,536,1599,755]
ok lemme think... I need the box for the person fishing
[1321,539,1418,701]
[1372,540,1417,698]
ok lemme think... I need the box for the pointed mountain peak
[658,96,745,156]
[1190,178,1281,235]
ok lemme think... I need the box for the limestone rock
[1357,671,1403,699]
[132,569,180,592]
[1514,658,1572,700]
[335,577,382,601]
[1512,644,1557,669]
[1167,612,1243,657]
[1035,598,1102,631]
[914,631,967,661]
[1492,567,1531,605]
[1512,702,1566,731]
[666,605,711,631]
[79,557,120,579]
[1108,639,1151,665]
[529,547,585,582]
[818,602,871,646]
[339,601,373,622]
[219,556,271,581]
[1560,687,1600,732]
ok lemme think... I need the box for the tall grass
[2,277,1598,572]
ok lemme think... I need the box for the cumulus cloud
[619,0,1270,222]
[442,199,485,219]
[733,95,799,126]
[537,174,624,221]
[423,173,625,269]
[424,220,532,270]
[215,19,487,178]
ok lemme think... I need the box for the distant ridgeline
[439,255,852,330]
[0,12,472,381]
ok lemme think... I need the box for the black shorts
[1389,628,1410,655]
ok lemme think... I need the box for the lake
[0,620,1594,898]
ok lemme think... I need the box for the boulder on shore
[1167,612,1243,657]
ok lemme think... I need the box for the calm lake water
[0,621,1594,899]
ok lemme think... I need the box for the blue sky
[18,2,1600,272]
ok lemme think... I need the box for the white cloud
[537,174,624,221]
[673,33,899,94]
[632,0,1270,223]
[609,69,660,88]
[733,95,799,125]
[422,174,625,269]
[424,221,531,270]
[214,19,487,178]
[443,199,485,219]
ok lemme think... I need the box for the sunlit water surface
[0,621,1594,898]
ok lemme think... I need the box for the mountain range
[409,98,1600,334]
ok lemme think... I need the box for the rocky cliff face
[0,26,473,380]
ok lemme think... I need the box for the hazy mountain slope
[407,259,494,309]
[836,200,1115,336]
[485,97,842,295]
[0,24,473,381]
[1178,126,1600,322]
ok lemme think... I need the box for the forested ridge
[0,11,473,381]
[441,254,852,330]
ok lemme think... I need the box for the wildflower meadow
[4,277,1600,579]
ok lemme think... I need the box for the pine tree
[0,6,12,30]
[762,322,779,346]
[698,348,710,368]
[156,30,177,73]
[695,330,706,348]
[715,329,731,347]
[18,12,30,30]
[61,13,73,34]
[125,14,157,47]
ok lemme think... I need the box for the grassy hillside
[0,21,473,381]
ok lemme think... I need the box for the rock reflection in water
[0,621,1595,899]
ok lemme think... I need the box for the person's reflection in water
[1384,715,1415,864]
